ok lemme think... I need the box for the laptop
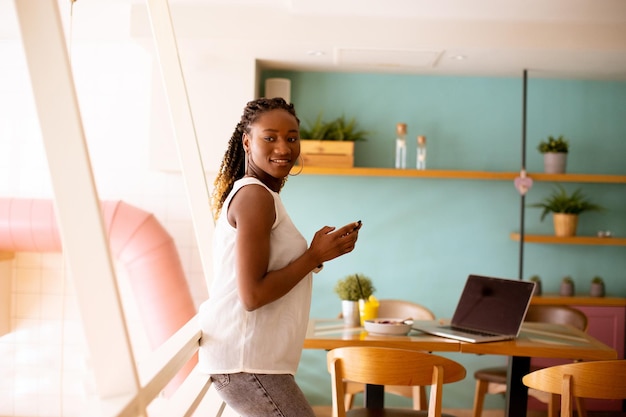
[412,274,535,343]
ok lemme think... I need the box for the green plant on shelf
[538,135,569,153]
[560,275,575,296]
[590,276,605,297]
[300,113,368,141]
[529,185,604,221]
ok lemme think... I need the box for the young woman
[198,97,361,416]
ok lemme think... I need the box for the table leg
[364,384,384,408]
[506,356,531,417]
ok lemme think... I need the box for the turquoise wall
[262,70,626,409]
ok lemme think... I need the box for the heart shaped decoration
[514,176,533,196]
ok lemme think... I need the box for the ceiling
[2,0,626,80]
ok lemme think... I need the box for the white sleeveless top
[198,177,312,375]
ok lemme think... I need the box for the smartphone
[341,220,362,238]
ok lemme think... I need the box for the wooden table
[304,319,618,417]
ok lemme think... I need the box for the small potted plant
[560,276,575,296]
[590,276,605,297]
[334,274,375,327]
[300,113,369,142]
[529,275,542,296]
[298,113,368,168]
[529,185,603,237]
[538,135,569,174]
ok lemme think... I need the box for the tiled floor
[313,408,505,417]
[313,407,626,417]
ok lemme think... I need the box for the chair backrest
[523,360,626,417]
[327,347,466,417]
[377,299,436,321]
[525,305,587,331]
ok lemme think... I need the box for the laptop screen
[451,275,535,335]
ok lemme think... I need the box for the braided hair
[211,97,300,221]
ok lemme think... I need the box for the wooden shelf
[298,167,517,180]
[531,295,626,307]
[298,167,626,183]
[527,173,626,184]
[510,233,626,246]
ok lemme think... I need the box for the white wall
[0,2,257,414]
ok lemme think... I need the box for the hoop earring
[289,155,304,176]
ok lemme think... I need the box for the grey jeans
[210,373,316,417]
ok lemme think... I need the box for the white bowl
[364,318,412,336]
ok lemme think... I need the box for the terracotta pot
[543,152,567,174]
[553,213,578,237]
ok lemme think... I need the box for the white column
[145,0,215,286]
[13,0,140,402]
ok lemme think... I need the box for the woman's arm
[228,184,360,311]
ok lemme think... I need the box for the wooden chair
[471,305,588,417]
[327,346,466,417]
[522,360,626,417]
[342,300,436,411]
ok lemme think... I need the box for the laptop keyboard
[447,325,499,337]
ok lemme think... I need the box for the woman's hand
[308,221,362,266]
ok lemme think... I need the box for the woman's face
[244,109,300,180]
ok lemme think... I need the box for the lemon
[368,295,379,306]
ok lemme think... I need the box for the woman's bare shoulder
[228,182,275,226]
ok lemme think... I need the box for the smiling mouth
[271,159,291,165]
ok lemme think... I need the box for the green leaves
[334,274,375,301]
[300,113,368,141]
[530,184,604,221]
[537,135,569,153]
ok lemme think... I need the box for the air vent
[335,48,443,69]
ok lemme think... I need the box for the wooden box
[299,140,354,168]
